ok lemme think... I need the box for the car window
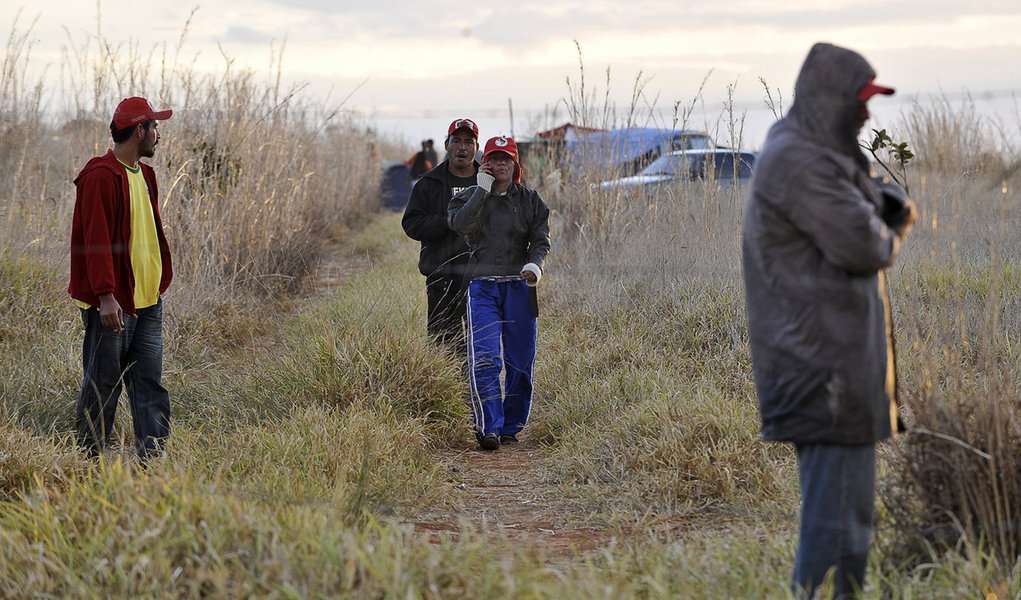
[709,152,755,179]
[637,150,755,180]
[640,154,681,176]
[688,155,707,179]
[686,136,712,150]
[665,134,712,152]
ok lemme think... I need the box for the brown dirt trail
[411,439,609,555]
[307,239,611,557]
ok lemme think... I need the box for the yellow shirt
[74,161,162,310]
[124,161,162,309]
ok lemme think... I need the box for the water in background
[368,92,1020,153]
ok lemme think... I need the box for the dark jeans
[426,274,466,355]
[793,442,876,599]
[76,299,170,459]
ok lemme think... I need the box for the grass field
[2,16,1020,597]
[2,185,1020,597]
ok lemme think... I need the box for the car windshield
[637,151,755,180]
[640,154,689,176]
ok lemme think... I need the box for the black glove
[874,177,912,230]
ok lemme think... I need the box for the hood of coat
[73,149,150,186]
[788,43,878,162]
[73,151,118,186]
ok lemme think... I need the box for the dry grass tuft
[0,415,84,502]
[901,94,1020,182]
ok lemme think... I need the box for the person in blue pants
[449,135,551,451]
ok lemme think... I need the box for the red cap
[447,118,479,139]
[857,77,895,101]
[482,135,522,184]
[111,97,173,130]
[482,135,518,162]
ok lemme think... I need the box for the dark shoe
[479,433,500,451]
[499,434,519,444]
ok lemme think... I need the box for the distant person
[424,138,438,172]
[69,97,175,460]
[742,43,916,598]
[449,136,551,451]
[402,119,480,351]
[407,139,434,181]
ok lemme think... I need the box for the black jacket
[448,183,551,280]
[401,159,478,277]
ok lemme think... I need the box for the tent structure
[565,128,716,177]
[533,122,605,142]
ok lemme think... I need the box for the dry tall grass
[2,15,1021,596]
[0,13,394,311]
[0,15,398,441]
[539,66,1021,587]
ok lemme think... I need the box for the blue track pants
[466,278,537,437]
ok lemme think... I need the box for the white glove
[521,262,542,287]
[477,171,495,193]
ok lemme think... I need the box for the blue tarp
[380,161,411,211]
[565,128,713,176]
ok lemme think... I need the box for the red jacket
[68,150,173,314]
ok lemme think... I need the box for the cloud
[296,0,1021,52]
[223,25,276,45]
[12,0,1021,140]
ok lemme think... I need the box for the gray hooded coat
[742,43,907,445]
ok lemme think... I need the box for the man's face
[837,101,870,142]
[486,151,514,184]
[445,130,478,171]
[139,121,161,158]
[855,101,870,134]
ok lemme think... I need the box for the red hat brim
[858,80,895,101]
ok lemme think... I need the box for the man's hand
[520,262,542,286]
[893,200,917,238]
[874,176,916,238]
[98,293,124,333]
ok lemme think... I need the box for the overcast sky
[5,1,1021,147]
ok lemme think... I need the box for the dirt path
[303,246,372,299]
[307,234,610,556]
[410,439,608,556]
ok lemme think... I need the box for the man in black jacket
[402,118,480,351]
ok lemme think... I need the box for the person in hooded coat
[742,43,916,598]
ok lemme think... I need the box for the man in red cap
[69,96,174,460]
[449,135,551,451]
[402,118,481,352]
[742,43,915,598]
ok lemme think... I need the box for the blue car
[599,149,756,189]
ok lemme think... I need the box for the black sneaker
[479,433,500,451]
[499,434,518,444]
